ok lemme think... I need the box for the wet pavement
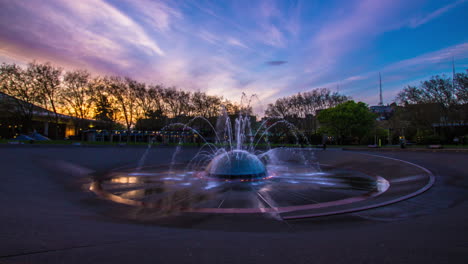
[0,146,467,263]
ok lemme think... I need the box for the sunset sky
[0,0,467,106]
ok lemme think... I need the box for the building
[0,92,105,139]
[370,105,394,120]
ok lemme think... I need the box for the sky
[0,0,467,107]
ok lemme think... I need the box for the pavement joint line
[0,237,160,259]
[0,244,96,259]
[0,226,194,260]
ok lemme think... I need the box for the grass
[0,139,205,147]
[1,139,467,149]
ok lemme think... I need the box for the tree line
[0,61,241,138]
[1,60,466,144]
[265,88,349,118]
[265,70,467,145]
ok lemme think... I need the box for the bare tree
[265,88,348,118]
[163,87,192,118]
[394,73,468,141]
[0,63,41,133]
[396,75,459,127]
[455,71,468,104]
[265,97,292,118]
[206,95,222,118]
[126,77,146,122]
[191,91,223,118]
[223,100,241,115]
[148,85,166,116]
[28,62,62,139]
[61,69,94,133]
[105,76,142,138]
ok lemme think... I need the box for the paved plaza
[0,146,467,263]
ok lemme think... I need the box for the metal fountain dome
[206,150,266,179]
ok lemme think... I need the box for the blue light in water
[162,177,183,181]
[204,181,220,190]
[128,172,161,176]
[302,172,328,176]
[286,180,300,184]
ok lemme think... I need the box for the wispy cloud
[262,24,286,48]
[408,0,467,28]
[251,0,303,48]
[197,31,248,50]
[122,0,182,33]
[226,37,249,49]
[197,30,221,45]
[59,0,165,56]
[386,42,468,71]
[344,75,367,82]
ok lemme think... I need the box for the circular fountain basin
[206,150,266,179]
[89,149,434,222]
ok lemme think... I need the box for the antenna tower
[452,57,456,89]
[379,72,383,106]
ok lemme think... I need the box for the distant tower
[379,72,383,106]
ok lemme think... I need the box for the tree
[28,62,62,139]
[93,81,116,123]
[265,88,349,133]
[138,84,165,119]
[191,91,223,118]
[104,76,141,137]
[61,69,94,132]
[222,100,241,115]
[150,85,166,114]
[266,88,349,119]
[265,97,291,118]
[0,63,42,134]
[317,101,376,144]
[162,87,192,118]
[395,73,468,140]
[455,71,468,104]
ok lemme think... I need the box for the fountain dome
[206,150,266,179]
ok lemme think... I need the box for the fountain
[89,95,434,220]
[206,150,267,179]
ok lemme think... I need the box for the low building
[0,92,106,139]
[370,105,394,120]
